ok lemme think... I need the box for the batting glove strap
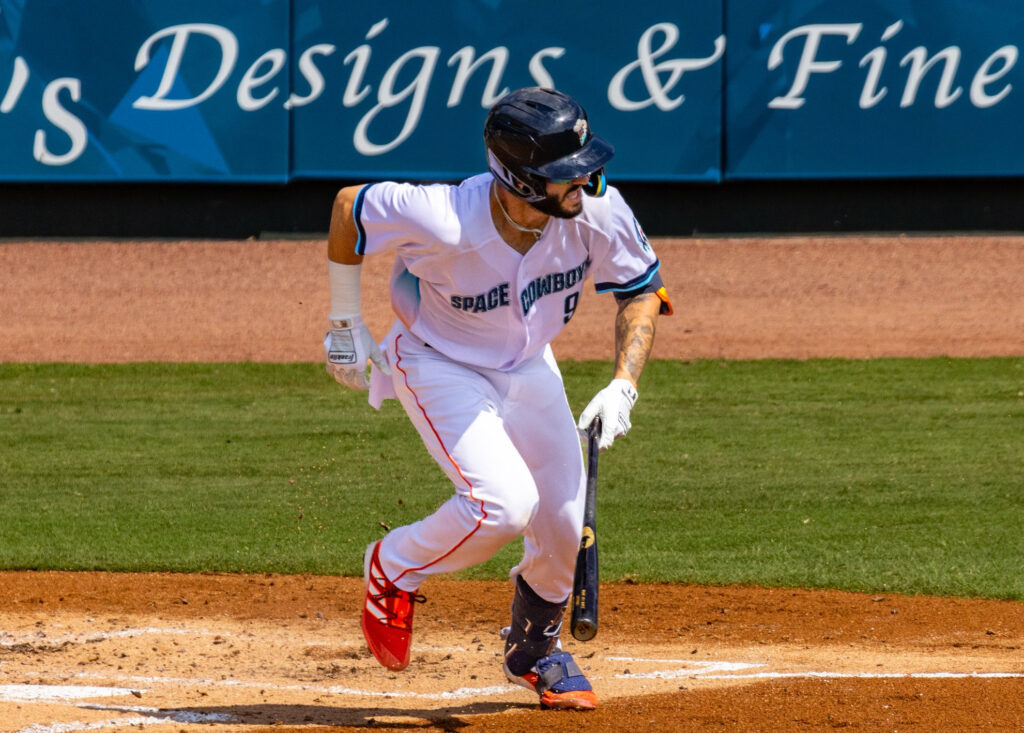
[324,314,390,391]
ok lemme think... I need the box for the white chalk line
[1,678,518,733]
[77,703,234,722]
[6,651,1022,732]
[689,671,1024,681]
[0,627,220,650]
[605,655,1024,681]
[15,716,166,733]
[3,674,521,702]
[608,659,761,676]
[0,685,139,703]
[2,690,237,733]
[13,709,233,733]
[6,662,1022,707]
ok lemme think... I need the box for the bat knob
[571,619,597,642]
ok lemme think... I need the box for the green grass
[1,359,1021,599]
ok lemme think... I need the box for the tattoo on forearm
[614,294,660,385]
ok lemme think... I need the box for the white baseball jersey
[354,173,660,370]
[353,172,665,603]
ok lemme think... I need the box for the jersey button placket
[512,259,534,364]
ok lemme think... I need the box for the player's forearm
[327,186,368,316]
[328,185,366,265]
[612,293,661,387]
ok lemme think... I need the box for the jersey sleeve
[352,181,455,257]
[589,188,672,314]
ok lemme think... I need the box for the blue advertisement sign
[0,0,289,181]
[289,0,723,182]
[725,0,1024,178]
[0,0,722,182]
[4,1,1024,183]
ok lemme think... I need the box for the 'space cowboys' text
[520,260,590,315]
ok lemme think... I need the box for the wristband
[328,260,362,317]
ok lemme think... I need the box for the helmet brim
[530,135,615,180]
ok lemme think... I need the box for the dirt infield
[1,235,1023,732]
[3,235,1023,362]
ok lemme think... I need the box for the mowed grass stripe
[0,359,1021,599]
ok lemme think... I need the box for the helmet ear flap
[584,168,607,197]
[487,149,545,201]
[511,176,537,199]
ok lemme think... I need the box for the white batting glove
[323,315,390,391]
[577,378,638,451]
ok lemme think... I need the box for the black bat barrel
[571,418,600,641]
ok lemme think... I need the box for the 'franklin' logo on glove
[328,329,358,364]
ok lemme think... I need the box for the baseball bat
[570,417,601,641]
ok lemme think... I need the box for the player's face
[537,175,591,218]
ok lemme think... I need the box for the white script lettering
[970,46,1016,107]
[447,46,509,107]
[1,56,29,113]
[608,23,725,111]
[771,21,1018,112]
[858,21,904,108]
[133,23,239,110]
[354,46,439,156]
[769,24,862,110]
[237,48,287,111]
[33,78,87,165]
[285,44,335,109]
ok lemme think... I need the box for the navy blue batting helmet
[484,87,614,202]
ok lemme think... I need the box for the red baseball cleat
[361,541,425,671]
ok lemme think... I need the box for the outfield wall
[3,1,1024,235]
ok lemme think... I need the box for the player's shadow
[146,700,536,728]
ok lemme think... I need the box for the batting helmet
[484,87,614,203]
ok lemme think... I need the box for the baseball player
[324,87,671,711]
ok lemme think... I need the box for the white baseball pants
[373,322,587,604]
